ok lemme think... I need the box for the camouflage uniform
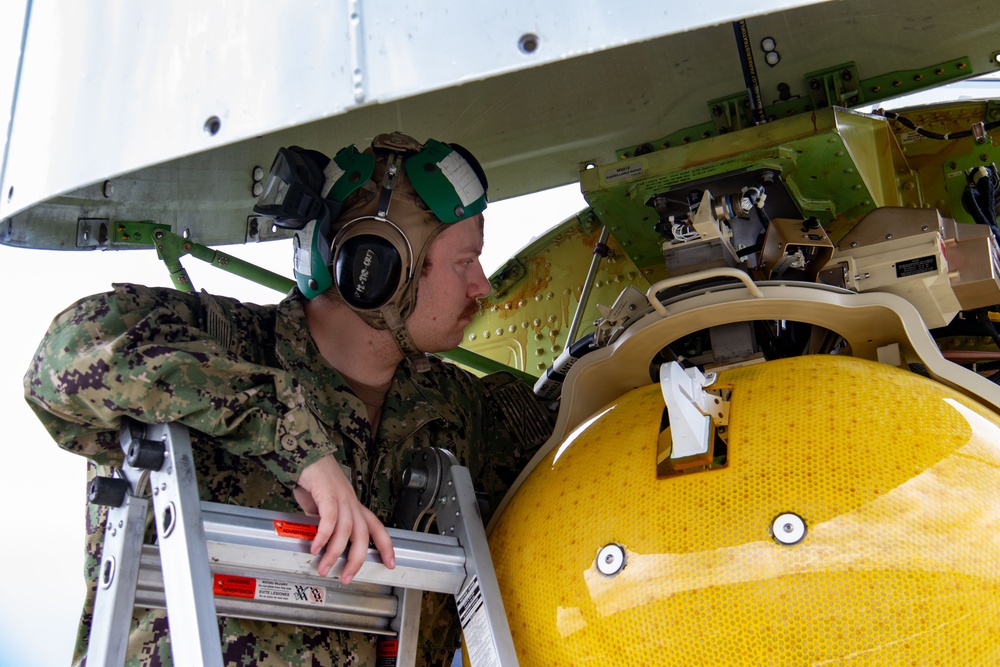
[24,283,550,666]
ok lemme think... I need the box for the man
[24,132,551,665]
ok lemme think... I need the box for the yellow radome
[489,355,1000,665]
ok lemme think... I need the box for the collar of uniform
[379,356,467,446]
[272,294,458,444]
[273,293,372,445]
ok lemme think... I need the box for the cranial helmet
[253,131,489,369]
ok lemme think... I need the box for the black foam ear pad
[333,234,403,309]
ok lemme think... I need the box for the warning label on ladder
[213,574,326,605]
[375,638,398,667]
[213,574,256,599]
[456,576,500,667]
[273,519,318,540]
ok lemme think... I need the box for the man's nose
[469,260,491,299]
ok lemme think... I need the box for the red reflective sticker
[274,520,318,540]
[213,574,256,599]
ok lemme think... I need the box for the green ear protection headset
[253,136,488,304]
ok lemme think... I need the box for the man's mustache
[462,299,483,320]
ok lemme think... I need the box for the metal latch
[657,362,729,476]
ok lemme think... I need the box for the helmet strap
[382,303,431,373]
[376,153,401,218]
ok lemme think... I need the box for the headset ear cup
[333,234,404,309]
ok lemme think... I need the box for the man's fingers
[340,519,371,585]
[310,496,338,557]
[317,499,354,576]
[296,455,393,581]
[366,509,396,570]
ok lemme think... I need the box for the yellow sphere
[490,355,1000,665]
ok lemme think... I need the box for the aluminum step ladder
[86,420,518,666]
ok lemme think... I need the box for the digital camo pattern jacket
[24,283,551,667]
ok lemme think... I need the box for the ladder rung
[198,501,469,594]
[135,547,400,634]
[130,501,472,635]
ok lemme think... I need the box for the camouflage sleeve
[23,284,335,487]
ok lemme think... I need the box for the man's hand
[294,455,395,583]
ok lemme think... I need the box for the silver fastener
[772,512,807,545]
[596,543,626,575]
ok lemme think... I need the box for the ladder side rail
[393,586,424,667]
[86,493,149,667]
[438,466,520,667]
[146,422,225,667]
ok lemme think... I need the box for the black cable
[991,163,1000,212]
[976,171,992,205]
[969,359,1000,372]
[881,110,1000,141]
[962,185,991,227]
[967,166,1000,247]
[976,173,997,226]
[736,239,764,258]
[975,309,1000,346]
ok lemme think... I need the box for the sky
[0,6,586,666]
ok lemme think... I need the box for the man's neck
[304,295,404,386]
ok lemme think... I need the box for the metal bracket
[595,284,648,346]
[392,447,459,532]
[707,92,753,135]
[489,257,527,298]
[111,220,172,247]
[76,218,111,248]
[805,62,863,109]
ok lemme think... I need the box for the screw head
[772,513,807,545]
[596,543,626,575]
